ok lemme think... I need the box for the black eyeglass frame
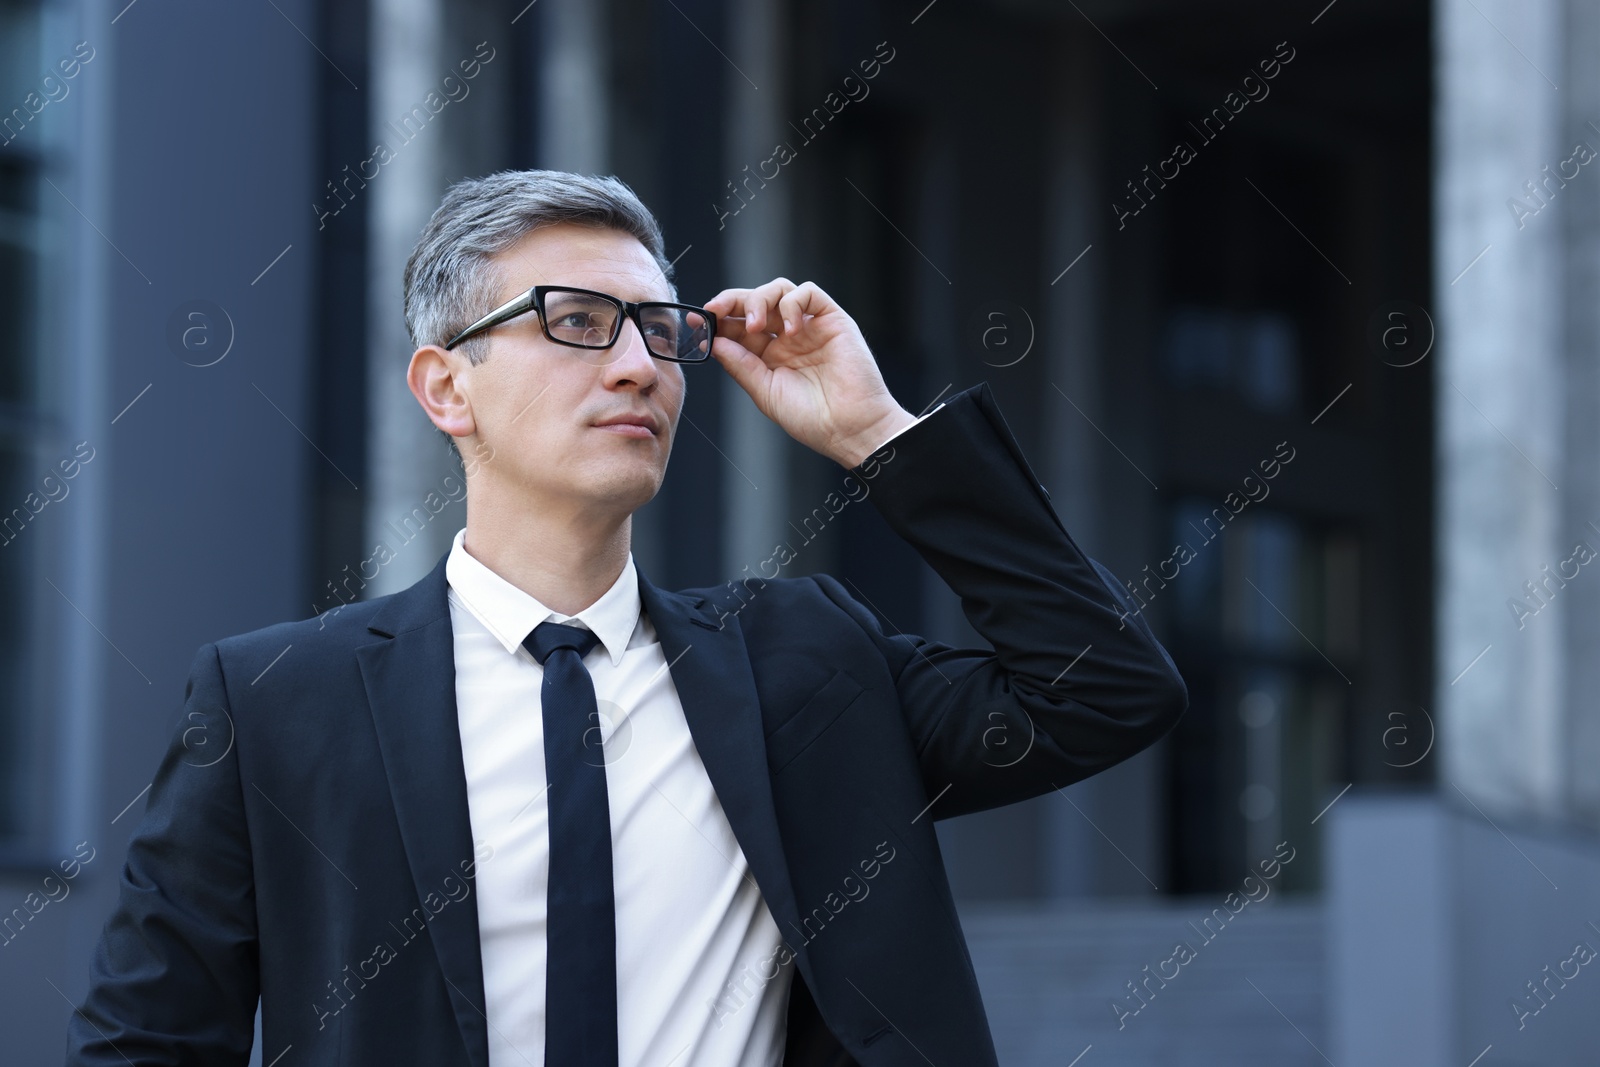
[442,284,717,363]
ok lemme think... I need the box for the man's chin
[588,464,668,511]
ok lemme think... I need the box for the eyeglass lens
[542,289,711,361]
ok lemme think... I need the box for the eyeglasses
[443,285,716,363]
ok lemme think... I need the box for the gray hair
[404,169,674,365]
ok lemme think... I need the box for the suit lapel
[635,564,804,947]
[356,552,491,1067]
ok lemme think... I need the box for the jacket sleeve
[66,642,259,1065]
[813,381,1188,821]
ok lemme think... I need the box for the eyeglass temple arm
[443,289,537,350]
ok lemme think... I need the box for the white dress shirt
[448,528,791,1067]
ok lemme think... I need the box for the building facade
[2,0,1598,1062]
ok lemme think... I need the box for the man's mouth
[593,412,658,436]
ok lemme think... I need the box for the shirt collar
[444,526,640,668]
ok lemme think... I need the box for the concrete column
[1034,30,1140,899]
[365,0,454,596]
[1435,0,1569,820]
[364,0,519,596]
[1039,32,1104,552]
[538,0,610,174]
[719,0,791,580]
[1558,0,1600,824]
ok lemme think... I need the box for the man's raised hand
[704,278,915,469]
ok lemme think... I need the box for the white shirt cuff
[868,401,946,456]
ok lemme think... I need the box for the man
[66,170,1186,1066]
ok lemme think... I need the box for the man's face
[461,223,685,518]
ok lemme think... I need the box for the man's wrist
[835,406,919,469]
[887,403,944,445]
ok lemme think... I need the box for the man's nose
[603,317,658,384]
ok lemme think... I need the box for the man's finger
[710,335,771,395]
[745,292,772,335]
[777,284,819,335]
[745,277,797,335]
[715,313,778,358]
[704,288,750,318]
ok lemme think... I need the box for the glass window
[1165,499,1355,892]
[1162,306,1303,416]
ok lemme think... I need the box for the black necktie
[523,620,618,1067]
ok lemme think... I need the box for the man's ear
[408,344,477,440]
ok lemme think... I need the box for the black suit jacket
[66,382,1186,1066]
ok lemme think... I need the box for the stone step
[958,899,1326,1067]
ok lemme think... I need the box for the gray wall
[0,0,319,1061]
